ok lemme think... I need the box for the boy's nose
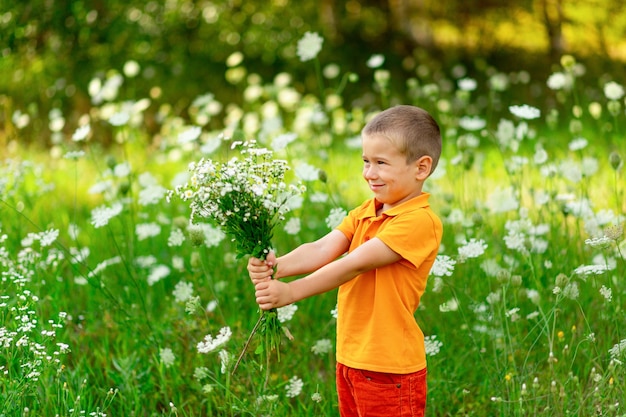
[363,166,378,179]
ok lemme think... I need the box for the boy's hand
[247,251,277,285]
[255,279,293,310]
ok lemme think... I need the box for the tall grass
[1,44,625,416]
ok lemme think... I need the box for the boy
[248,105,443,416]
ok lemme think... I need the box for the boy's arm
[247,230,350,283]
[275,230,351,278]
[254,237,402,310]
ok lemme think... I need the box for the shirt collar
[358,192,431,219]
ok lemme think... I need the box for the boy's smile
[361,133,427,212]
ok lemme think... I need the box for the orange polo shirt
[335,193,442,374]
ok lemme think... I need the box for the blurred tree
[541,0,567,61]
[1,0,625,146]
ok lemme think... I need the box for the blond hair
[362,105,441,174]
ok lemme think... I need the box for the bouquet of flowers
[170,140,305,376]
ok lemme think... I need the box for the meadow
[1,35,625,416]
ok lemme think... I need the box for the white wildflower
[311,339,333,355]
[509,104,541,120]
[609,339,626,360]
[439,298,459,312]
[295,163,319,181]
[72,124,91,141]
[271,132,298,151]
[147,265,170,286]
[197,327,232,353]
[458,78,477,91]
[546,72,572,90]
[109,111,130,126]
[568,137,588,151]
[90,202,123,228]
[425,335,443,356]
[562,282,579,300]
[285,376,304,398]
[486,186,519,214]
[573,264,610,276]
[458,238,487,260]
[325,207,347,229]
[277,304,298,323]
[604,81,625,100]
[178,126,202,144]
[167,228,185,247]
[173,281,194,303]
[283,217,301,235]
[135,223,161,240]
[366,54,385,68]
[458,116,486,131]
[599,285,612,302]
[218,349,232,374]
[430,255,456,277]
[297,32,323,62]
[159,348,175,368]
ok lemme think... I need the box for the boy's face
[361,133,427,210]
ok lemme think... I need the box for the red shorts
[336,362,427,417]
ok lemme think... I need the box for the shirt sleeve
[376,209,442,270]
[336,208,356,241]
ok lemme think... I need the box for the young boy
[248,105,443,416]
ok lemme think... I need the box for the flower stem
[231,312,264,375]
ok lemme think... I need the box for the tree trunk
[541,0,567,61]
[389,0,434,48]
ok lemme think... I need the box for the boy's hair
[362,105,442,174]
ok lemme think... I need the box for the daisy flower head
[509,104,541,120]
[297,32,323,62]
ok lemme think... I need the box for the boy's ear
[414,155,433,180]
